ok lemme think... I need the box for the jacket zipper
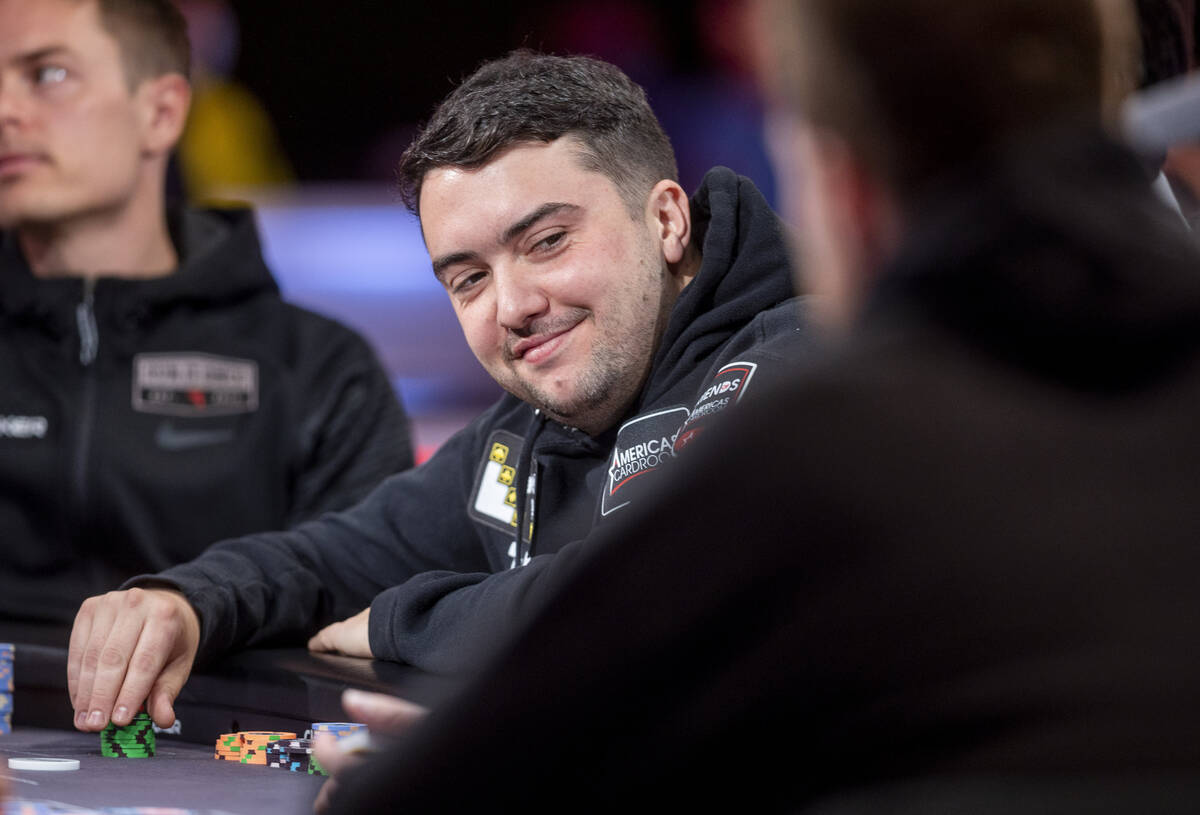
[511,409,546,568]
[73,278,98,515]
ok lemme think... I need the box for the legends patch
[132,353,259,416]
[674,360,758,453]
[601,405,690,517]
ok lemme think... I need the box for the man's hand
[307,607,373,658]
[67,587,201,732]
[312,689,428,813]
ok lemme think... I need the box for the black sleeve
[125,415,494,667]
[366,543,593,673]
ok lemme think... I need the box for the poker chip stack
[214,731,296,765]
[265,737,316,773]
[0,642,13,734]
[100,709,155,758]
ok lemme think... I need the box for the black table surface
[0,626,461,813]
[0,623,463,746]
[1,725,324,814]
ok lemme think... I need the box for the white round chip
[8,757,81,771]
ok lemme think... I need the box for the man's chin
[0,201,64,229]
[509,384,588,430]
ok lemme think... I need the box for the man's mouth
[506,310,588,364]
[0,152,48,177]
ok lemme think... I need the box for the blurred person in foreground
[66,49,816,731]
[316,0,1200,812]
[0,0,412,637]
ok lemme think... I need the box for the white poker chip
[8,757,81,771]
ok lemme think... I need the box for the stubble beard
[513,305,672,435]
[520,340,635,431]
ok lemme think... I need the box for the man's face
[420,138,678,435]
[0,0,146,228]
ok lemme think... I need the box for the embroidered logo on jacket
[674,360,758,453]
[154,421,236,452]
[469,430,524,533]
[131,353,259,416]
[601,405,690,517]
[0,415,48,439]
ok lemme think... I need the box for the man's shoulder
[708,294,824,373]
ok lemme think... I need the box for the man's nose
[494,266,550,331]
[0,79,30,129]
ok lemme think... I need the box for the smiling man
[421,137,688,437]
[66,49,816,733]
[0,0,412,635]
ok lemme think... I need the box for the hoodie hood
[637,167,797,409]
[869,127,1200,391]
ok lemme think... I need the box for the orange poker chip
[241,731,296,747]
[214,731,298,765]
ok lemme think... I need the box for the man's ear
[137,73,192,158]
[813,132,901,281]
[840,148,902,284]
[645,179,692,264]
[788,124,902,330]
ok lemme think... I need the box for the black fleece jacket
[0,208,412,625]
[145,168,818,673]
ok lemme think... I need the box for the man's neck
[17,193,178,281]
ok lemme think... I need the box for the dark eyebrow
[430,202,582,281]
[499,202,581,247]
[430,250,483,280]
[15,46,72,65]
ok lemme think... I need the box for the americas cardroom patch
[601,405,690,517]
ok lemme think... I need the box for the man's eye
[453,271,487,294]
[34,66,68,84]
[534,232,566,252]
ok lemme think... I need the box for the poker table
[2,725,322,813]
[0,626,462,814]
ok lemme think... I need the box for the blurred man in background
[316,0,1200,812]
[0,0,412,638]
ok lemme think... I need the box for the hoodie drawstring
[511,409,546,568]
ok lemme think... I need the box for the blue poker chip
[309,722,367,739]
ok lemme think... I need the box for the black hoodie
[0,208,413,627]
[148,168,818,673]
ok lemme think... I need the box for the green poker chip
[100,710,157,759]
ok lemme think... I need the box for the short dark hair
[88,0,191,85]
[397,50,678,216]
[766,0,1115,201]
